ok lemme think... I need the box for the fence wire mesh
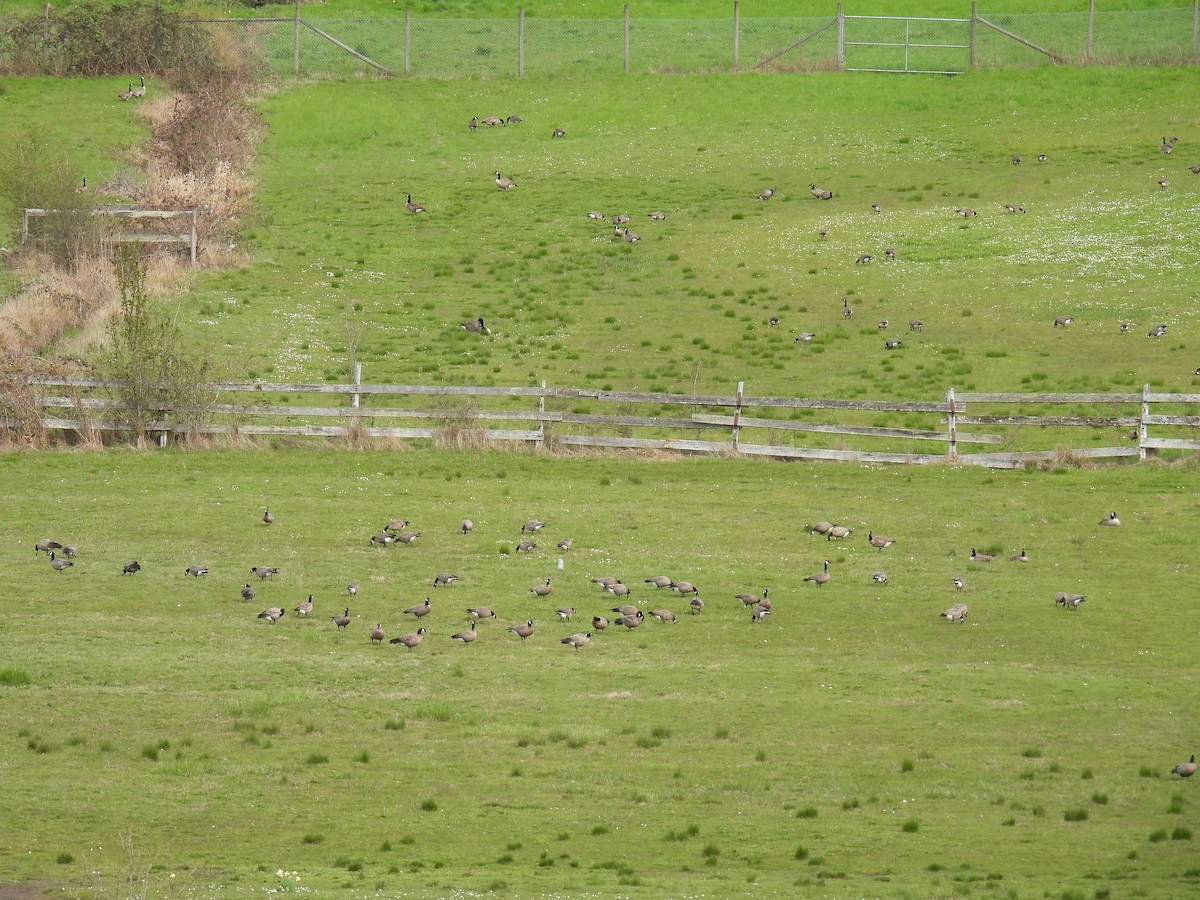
[0,6,1195,79]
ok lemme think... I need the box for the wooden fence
[21,207,200,263]
[11,372,1200,469]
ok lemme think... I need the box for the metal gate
[842,15,970,74]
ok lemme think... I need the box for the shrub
[0,668,31,686]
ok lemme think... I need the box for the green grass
[0,447,1197,895]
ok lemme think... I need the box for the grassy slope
[2,448,1198,897]
[185,68,1199,436]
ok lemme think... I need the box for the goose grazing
[855,253,873,265]
[616,611,644,629]
[758,188,774,201]
[610,604,639,617]
[482,116,504,127]
[612,214,631,226]
[689,596,705,614]
[495,172,517,190]
[522,519,546,533]
[735,589,764,607]
[1009,548,1029,562]
[505,114,523,124]
[294,595,314,617]
[592,576,621,588]
[826,525,852,540]
[331,608,351,629]
[35,539,62,555]
[346,582,359,596]
[818,229,828,239]
[1054,316,1074,328]
[1119,322,1130,333]
[369,624,385,643]
[452,621,478,644]
[466,606,497,620]
[1004,204,1025,213]
[868,532,894,550]
[872,572,888,585]
[394,531,421,545]
[257,607,285,623]
[1190,165,1200,175]
[251,566,279,580]
[1099,511,1121,526]
[940,603,968,623]
[884,338,902,349]
[956,207,978,217]
[122,560,141,575]
[1172,754,1196,779]
[241,584,256,602]
[1162,137,1172,154]
[804,560,830,587]
[670,580,698,596]
[604,582,630,597]
[953,578,965,592]
[508,619,535,640]
[185,564,208,577]
[461,518,474,534]
[586,211,606,221]
[1011,155,1021,165]
[1037,154,1047,161]
[557,538,573,552]
[433,572,458,587]
[871,202,881,212]
[1148,324,1167,338]
[405,194,427,214]
[555,607,575,621]
[769,316,781,327]
[461,317,488,333]
[592,615,609,631]
[561,632,591,650]
[118,83,134,101]
[132,76,146,98]
[751,605,770,623]
[530,579,553,597]
[809,522,834,535]
[1065,594,1086,610]
[650,609,676,623]
[58,545,77,558]
[551,128,566,138]
[262,508,274,526]
[810,184,832,200]
[48,552,73,572]
[795,332,816,343]
[404,598,432,618]
[516,539,537,553]
[884,248,896,259]
[370,531,394,547]
[969,548,995,563]
[468,115,478,131]
[909,319,923,331]
[1158,178,1169,189]
[648,211,666,220]
[390,627,427,649]
[385,518,410,533]
[623,228,640,243]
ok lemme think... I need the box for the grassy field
[2,447,1199,898]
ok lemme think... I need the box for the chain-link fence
[1,4,1196,79]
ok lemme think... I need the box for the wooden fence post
[293,0,301,79]
[1085,0,1094,62]
[731,381,744,451]
[351,362,362,409]
[946,387,958,460]
[405,6,411,76]
[1193,0,1198,65]
[537,379,547,447]
[1139,383,1150,460]
[623,5,630,74]
[518,8,525,77]
[836,2,844,70]
[969,1,976,70]
[733,0,740,71]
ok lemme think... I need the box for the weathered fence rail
[9,374,1200,469]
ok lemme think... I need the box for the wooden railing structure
[11,372,1200,468]
[20,207,200,263]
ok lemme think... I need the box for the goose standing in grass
[390,627,427,649]
[1004,204,1025,213]
[405,194,427,214]
[557,537,573,552]
[385,518,409,533]
[956,207,978,217]
[122,560,141,575]
[555,607,576,621]
[605,582,630,597]
[650,609,676,623]
[1099,511,1121,527]
[591,615,609,631]
[530,579,553,597]
[616,611,645,629]
[132,76,146,98]
[855,253,873,265]
[868,532,894,550]
[804,560,830,587]
[670,580,698,595]
[1011,155,1021,165]
[552,128,566,138]
[257,607,285,623]
[331,608,351,629]
[49,552,73,572]
[185,564,208,577]
[294,595,314,617]
[62,544,78,558]
[240,584,256,602]
[810,184,832,200]
[394,530,421,545]
[826,525,852,540]
[623,228,640,243]
[871,202,881,212]
[842,298,852,319]
[516,539,537,553]
[758,188,774,201]
[587,211,606,221]
[909,319,923,331]
[1172,754,1196,779]
[884,247,896,259]
[433,572,458,587]
[809,522,834,535]
[346,582,359,596]
[76,177,87,192]
[648,211,666,220]
[404,598,432,618]
[466,606,497,620]
[751,605,770,623]
[1053,316,1073,327]
[506,114,523,124]
[877,319,889,330]
[592,576,621,588]
[522,519,546,533]
[872,572,888,585]
[884,338,902,349]
[561,632,591,650]
[482,116,504,126]
[118,83,134,101]
[952,578,965,592]
[940,603,968,623]
[461,518,474,533]
[262,508,274,526]
[251,566,279,580]
[1190,165,1200,174]
[35,539,62,555]
[495,171,517,190]
[611,604,639,618]
[369,624,385,643]
[508,619,535,640]
[795,332,815,343]
[689,596,705,614]
[468,115,478,131]
[451,621,477,644]
[370,531,395,547]
[1162,137,1172,154]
